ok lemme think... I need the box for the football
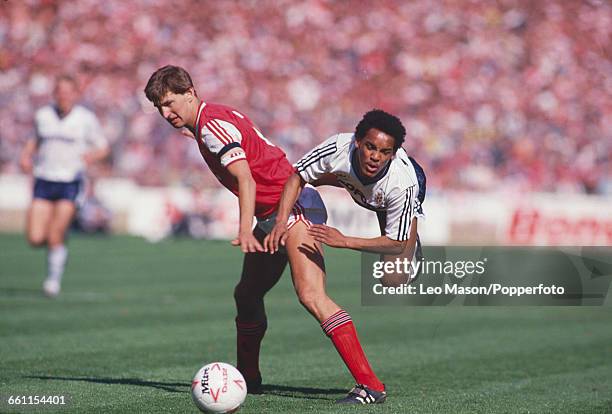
[191,362,247,413]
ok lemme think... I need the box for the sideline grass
[1,234,611,413]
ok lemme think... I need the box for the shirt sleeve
[384,185,425,241]
[294,134,339,183]
[86,113,109,150]
[201,119,246,167]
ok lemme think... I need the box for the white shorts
[256,186,327,234]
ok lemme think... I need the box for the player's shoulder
[334,133,354,149]
[389,148,425,191]
[202,102,248,123]
[71,104,97,118]
[35,104,56,119]
[316,132,353,154]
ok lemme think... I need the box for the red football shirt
[194,102,294,218]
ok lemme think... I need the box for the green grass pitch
[1,233,611,413]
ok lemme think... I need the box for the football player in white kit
[19,75,110,297]
[265,109,425,403]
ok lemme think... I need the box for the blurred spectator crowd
[1,0,610,194]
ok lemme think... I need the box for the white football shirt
[295,133,425,241]
[33,105,108,182]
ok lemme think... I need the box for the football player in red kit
[145,66,385,404]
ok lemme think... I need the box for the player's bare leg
[26,199,54,247]
[285,221,385,395]
[42,200,76,297]
[284,220,339,321]
[234,227,287,393]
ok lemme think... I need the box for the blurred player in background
[267,109,426,287]
[19,75,110,297]
[145,65,385,404]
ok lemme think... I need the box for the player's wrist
[342,236,354,249]
[274,212,290,226]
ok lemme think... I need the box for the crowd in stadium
[1,0,610,194]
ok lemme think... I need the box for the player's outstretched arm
[264,173,305,254]
[226,157,264,253]
[309,218,417,255]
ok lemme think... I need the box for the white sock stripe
[321,311,351,328]
[321,312,352,335]
[323,317,352,334]
[322,313,351,329]
[321,310,350,330]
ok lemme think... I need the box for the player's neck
[54,104,74,118]
[186,99,203,136]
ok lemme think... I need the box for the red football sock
[235,318,267,381]
[321,310,384,392]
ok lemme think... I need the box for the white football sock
[47,244,68,283]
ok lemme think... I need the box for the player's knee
[381,273,409,288]
[296,288,323,313]
[233,282,262,306]
[28,236,47,247]
[27,234,46,247]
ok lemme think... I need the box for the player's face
[354,128,395,178]
[157,90,196,128]
[54,79,78,115]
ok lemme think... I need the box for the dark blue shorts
[33,178,82,202]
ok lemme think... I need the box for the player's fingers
[253,238,265,252]
[265,231,274,253]
[271,230,280,253]
[231,238,240,246]
[272,230,282,252]
[307,228,324,238]
[280,232,288,247]
[311,234,324,243]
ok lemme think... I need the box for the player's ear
[186,87,196,102]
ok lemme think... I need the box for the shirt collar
[194,101,207,139]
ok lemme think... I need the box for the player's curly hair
[144,65,195,106]
[355,109,406,152]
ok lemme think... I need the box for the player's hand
[231,231,264,253]
[307,224,348,248]
[19,155,33,174]
[264,221,289,254]
[82,152,95,166]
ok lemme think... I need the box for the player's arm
[310,185,421,254]
[19,138,38,174]
[83,114,111,166]
[307,222,412,255]
[226,155,264,253]
[82,145,110,166]
[264,172,305,253]
[199,118,262,252]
